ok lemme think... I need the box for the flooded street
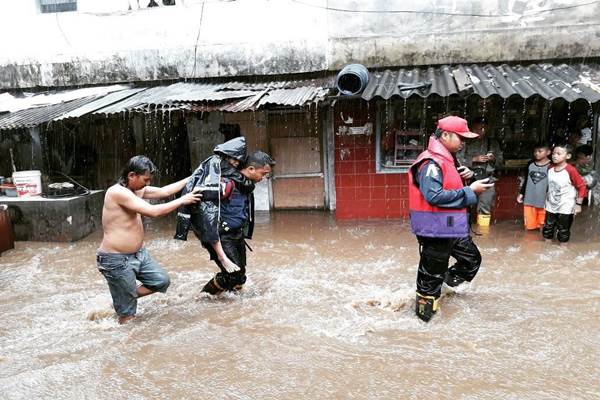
[1,211,599,399]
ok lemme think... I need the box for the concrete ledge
[0,190,104,242]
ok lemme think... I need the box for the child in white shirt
[542,144,587,244]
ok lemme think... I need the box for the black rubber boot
[201,278,224,295]
[174,213,191,241]
[444,273,466,288]
[232,284,244,292]
[415,292,439,322]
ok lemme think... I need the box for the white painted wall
[0,0,598,88]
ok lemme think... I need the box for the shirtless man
[97,155,201,324]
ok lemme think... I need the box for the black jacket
[174,137,254,242]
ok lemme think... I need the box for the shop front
[333,63,600,220]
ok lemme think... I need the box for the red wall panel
[333,100,523,222]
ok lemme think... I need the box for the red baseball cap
[437,116,479,139]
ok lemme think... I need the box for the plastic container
[3,185,18,197]
[336,63,369,95]
[13,170,42,197]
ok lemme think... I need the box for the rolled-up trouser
[416,235,482,298]
[96,248,170,316]
[477,185,496,215]
[202,229,247,292]
[542,211,574,243]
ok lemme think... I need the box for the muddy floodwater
[1,211,599,399]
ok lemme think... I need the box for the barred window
[40,0,77,13]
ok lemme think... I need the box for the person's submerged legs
[96,252,139,324]
[415,236,453,321]
[445,237,482,287]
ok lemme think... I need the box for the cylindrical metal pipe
[336,64,369,96]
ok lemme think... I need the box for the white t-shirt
[546,166,577,214]
[579,128,592,144]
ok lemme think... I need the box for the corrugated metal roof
[0,85,131,113]
[94,79,334,114]
[362,63,600,103]
[55,88,146,120]
[218,90,269,112]
[92,86,176,115]
[258,86,330,107]
[0,96,99,130]
[187,85,330,113]
[91,84,258,114]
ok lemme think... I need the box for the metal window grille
[40,0,77,13]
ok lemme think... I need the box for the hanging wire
[289,0,600,16]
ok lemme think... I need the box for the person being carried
[97,156,201,324]
[542,144,587,245]
[199,151,275,295]
[408,116,494,322]
[517,143,551,231]
[174,136,249,273]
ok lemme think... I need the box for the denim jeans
[96,247,170,316]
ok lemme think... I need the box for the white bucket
[13,170,42,197]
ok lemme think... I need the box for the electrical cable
[55,12,73,48]
[190,0,206,79]
[290,0,600,17]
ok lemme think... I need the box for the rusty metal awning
[0,85,138,130]
[189,86,332,113]
[0,77,334,130]
[94,77,334,115]
[0,96,100,130]
[361,63,600,103]
[55,88,146,120]
[92,78,335,115]
[0,85,131,113]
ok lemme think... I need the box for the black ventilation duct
[336,64,369,95]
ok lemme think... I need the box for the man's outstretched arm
[142,176,191,199]
[115,185,201,218]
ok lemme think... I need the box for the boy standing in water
[542,144,587,245]
[517,144,551,231]
[97,156,201,324]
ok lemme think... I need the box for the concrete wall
[3,190,104,241]
[1,0,599,89]
[186,112,224,167]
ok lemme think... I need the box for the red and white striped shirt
[545,164,587,214]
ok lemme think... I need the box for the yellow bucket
[477,214,491,227]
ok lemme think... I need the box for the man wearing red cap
[408,116,494,322]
